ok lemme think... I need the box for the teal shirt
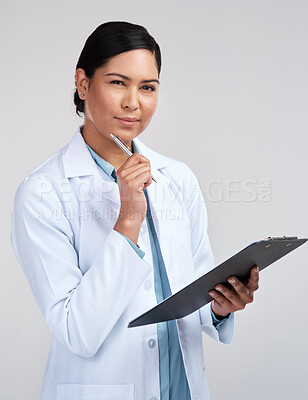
[86,140,227,399]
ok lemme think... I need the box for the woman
[11,21,259,400]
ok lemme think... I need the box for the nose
[122,87,139,111]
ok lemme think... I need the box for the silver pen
[110,133,157,183]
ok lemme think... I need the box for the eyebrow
[105,73,160,85]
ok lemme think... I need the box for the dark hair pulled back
[73,21,162,116]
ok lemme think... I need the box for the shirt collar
[86,143,117,181]
[62,125,168,179]
[85,133,142,183]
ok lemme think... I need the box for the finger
[134,170,152,191]
[226,277,253,305]
[210,298,226,316]
[246,266,259,292]
[143,176,153,190]
[119,163,151,180]
[118,156,151,180]
[130,167,151,184]
[120,153,150,169]
[128,173,152,193]
[136,154,150,163]
[215,283,248,309]
[209,289,233,312]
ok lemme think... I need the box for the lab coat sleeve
[183,164,234,345]
[11,175,151,358]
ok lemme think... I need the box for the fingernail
[209,291,216,297]
[216,285,223,291]
[254,267,259,274]
[229,278,236,284]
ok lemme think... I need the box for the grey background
[1,0,307,399]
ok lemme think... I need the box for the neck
[81,121,132,170]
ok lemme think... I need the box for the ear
[75,68,89,99]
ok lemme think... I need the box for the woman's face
[78,49,160,144]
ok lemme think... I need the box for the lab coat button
[148,339,155,348]
[150,397,157,400]
[143,280,152,290]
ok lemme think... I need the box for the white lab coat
[11,127,234,400]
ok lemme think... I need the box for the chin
[116,130,140,140]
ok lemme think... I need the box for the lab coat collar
[62,126,169,182]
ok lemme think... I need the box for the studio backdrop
[1,1,307,399]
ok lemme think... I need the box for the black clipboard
[128,236,307,328]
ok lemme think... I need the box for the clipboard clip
[267,236,298,241]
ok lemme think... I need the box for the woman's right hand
[113,153,153,245]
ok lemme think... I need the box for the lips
[116,117,139,127]
[116,117,139,122]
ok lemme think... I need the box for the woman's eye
[111,80,124,86]
[142,85,155,92]
[110,81,155,91]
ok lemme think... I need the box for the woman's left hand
[209,266,259,318]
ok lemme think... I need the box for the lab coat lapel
[62,130,121,206]
[62,130,183,290]
[136,142,187,292]
[145,169,185,292]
